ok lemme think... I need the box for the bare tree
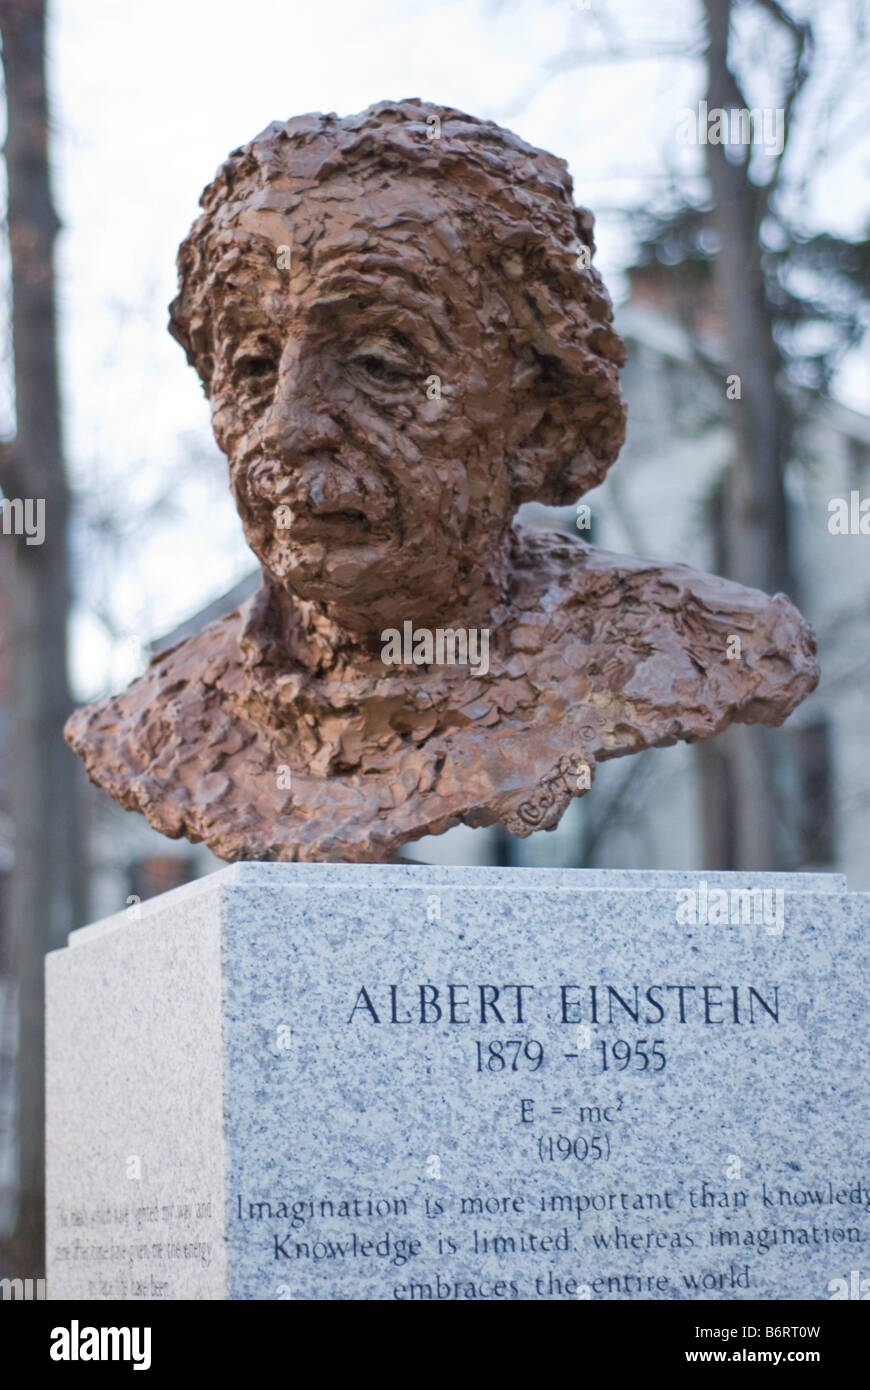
[503,0,868,870]
[635,1,868,867]
[0,0,83,1278]
[695,0,803,868]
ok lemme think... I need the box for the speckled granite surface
[47,864,868,1301]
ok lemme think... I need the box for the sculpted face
[170,102,629,640]
[206,186,516,636]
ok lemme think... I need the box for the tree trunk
[0,0,83,1279]
[700,0,798,869]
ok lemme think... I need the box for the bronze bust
[65,99,818,862]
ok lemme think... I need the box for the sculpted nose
[263,392,343,458]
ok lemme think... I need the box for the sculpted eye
[362,356,399,380]
[350,347,414,390]
[232,342,281,395]
[238,353,278,380]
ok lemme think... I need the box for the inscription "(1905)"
[538,1133,613,1162]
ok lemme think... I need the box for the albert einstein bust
[65,99,818,862]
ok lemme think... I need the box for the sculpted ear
[169,242,216,392]
[508,351,626,507]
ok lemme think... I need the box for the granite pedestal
[46,864,869,1301]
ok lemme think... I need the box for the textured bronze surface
[65,99,818,863]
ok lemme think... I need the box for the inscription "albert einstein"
[346,982,781,1026]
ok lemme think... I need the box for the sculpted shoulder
[64,606,258,843]
[507,525,819,742]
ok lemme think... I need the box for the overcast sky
[2,0,866,696]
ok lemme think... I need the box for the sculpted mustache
[244,456,396,526]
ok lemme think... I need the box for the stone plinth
[46,864,868,1301]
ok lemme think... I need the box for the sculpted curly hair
[168,97,626,507]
